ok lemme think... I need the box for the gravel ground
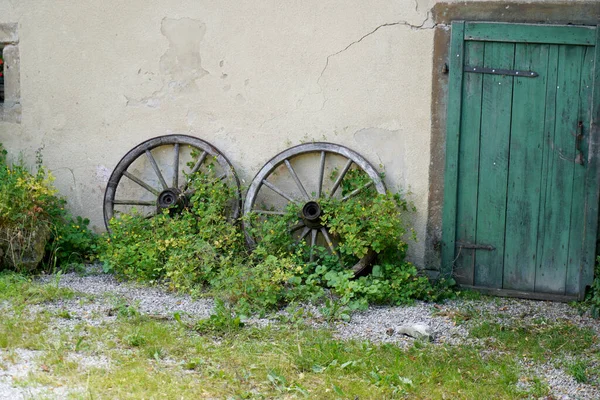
[0,267,599,399]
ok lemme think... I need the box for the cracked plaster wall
[0,0,590,268]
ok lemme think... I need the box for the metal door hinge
[456,241,496,251]
[464,65,538,78]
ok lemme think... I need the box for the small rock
[396,323,433,341]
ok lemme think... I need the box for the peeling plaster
[127,17,208,107]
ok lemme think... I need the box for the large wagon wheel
[103,134,240,230]
[243,142,386,275]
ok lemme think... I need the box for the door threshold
[459,285,579,303]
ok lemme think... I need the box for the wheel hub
[157,188,187,211]
[301,201,323,228]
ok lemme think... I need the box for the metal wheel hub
[301,201,323,228]
[157,188,187,211]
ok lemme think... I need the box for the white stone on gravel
[333,302,469,348]
[396,323,434,341]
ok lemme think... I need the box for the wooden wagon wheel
[243,142,386,275]
[103,134,241,230]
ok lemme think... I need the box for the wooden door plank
[503,43,549,292]
[535,45,559,293]
[441,21,465,277]
[465,23,596,46]
[566,46,594,296]
[474,41,515,288]
[580,27,600,297]
[537,45,585,294]
[454,40,485,286]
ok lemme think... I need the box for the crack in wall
[317,12,435,86]
[262,11,436,128]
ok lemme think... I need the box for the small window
[0,23,20,123]
[0,49,4,104]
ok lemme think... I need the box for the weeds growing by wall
[0,144,97,271]
[100,166,454,314]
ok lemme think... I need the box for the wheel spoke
[173,143,180,188]
[253,209,287,215]
[112,199,156,206]
[290,222,305,233]
[284,159,310,200]
[145,150,168,190]
[309,229,318,262]
[190,151,208,175]
[298,226,311,242]
[122,171,160,196]
[329,159,353,198]
[341,181,374,201]
[183,151,209,192]
[262,180,296,203]
[320,227,338,257]
[317,151,326,198]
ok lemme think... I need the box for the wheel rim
[243,142,386,274]
[103,134,241,230]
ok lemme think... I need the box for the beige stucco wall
[0,0,595,267]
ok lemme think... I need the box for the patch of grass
[568,360,589,383]
[15,315,546,400]
[106,295,141,319]
[194,299,245,334]
[431,306,474,325]
[456,289,484,300]
[470,321,596,360]
[124,329,147,347]
[55,309,72,319]
[0,272,76,306]
[0,272,29,300]
[0,274,594,398]
[517,375,550,397]
[0,312,51,350]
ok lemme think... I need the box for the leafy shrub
[100,169,243,292]
[48,215,98,269]
[584,256,600,318]
[100,165,453,314]
[0,144,97,271]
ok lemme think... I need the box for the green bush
[100,168,243,292]
[584,256,600,318]
[100,166,453,314]
[0,144,97,271]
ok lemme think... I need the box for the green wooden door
[442,22,600,300]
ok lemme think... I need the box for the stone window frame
[0,23,20,123]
